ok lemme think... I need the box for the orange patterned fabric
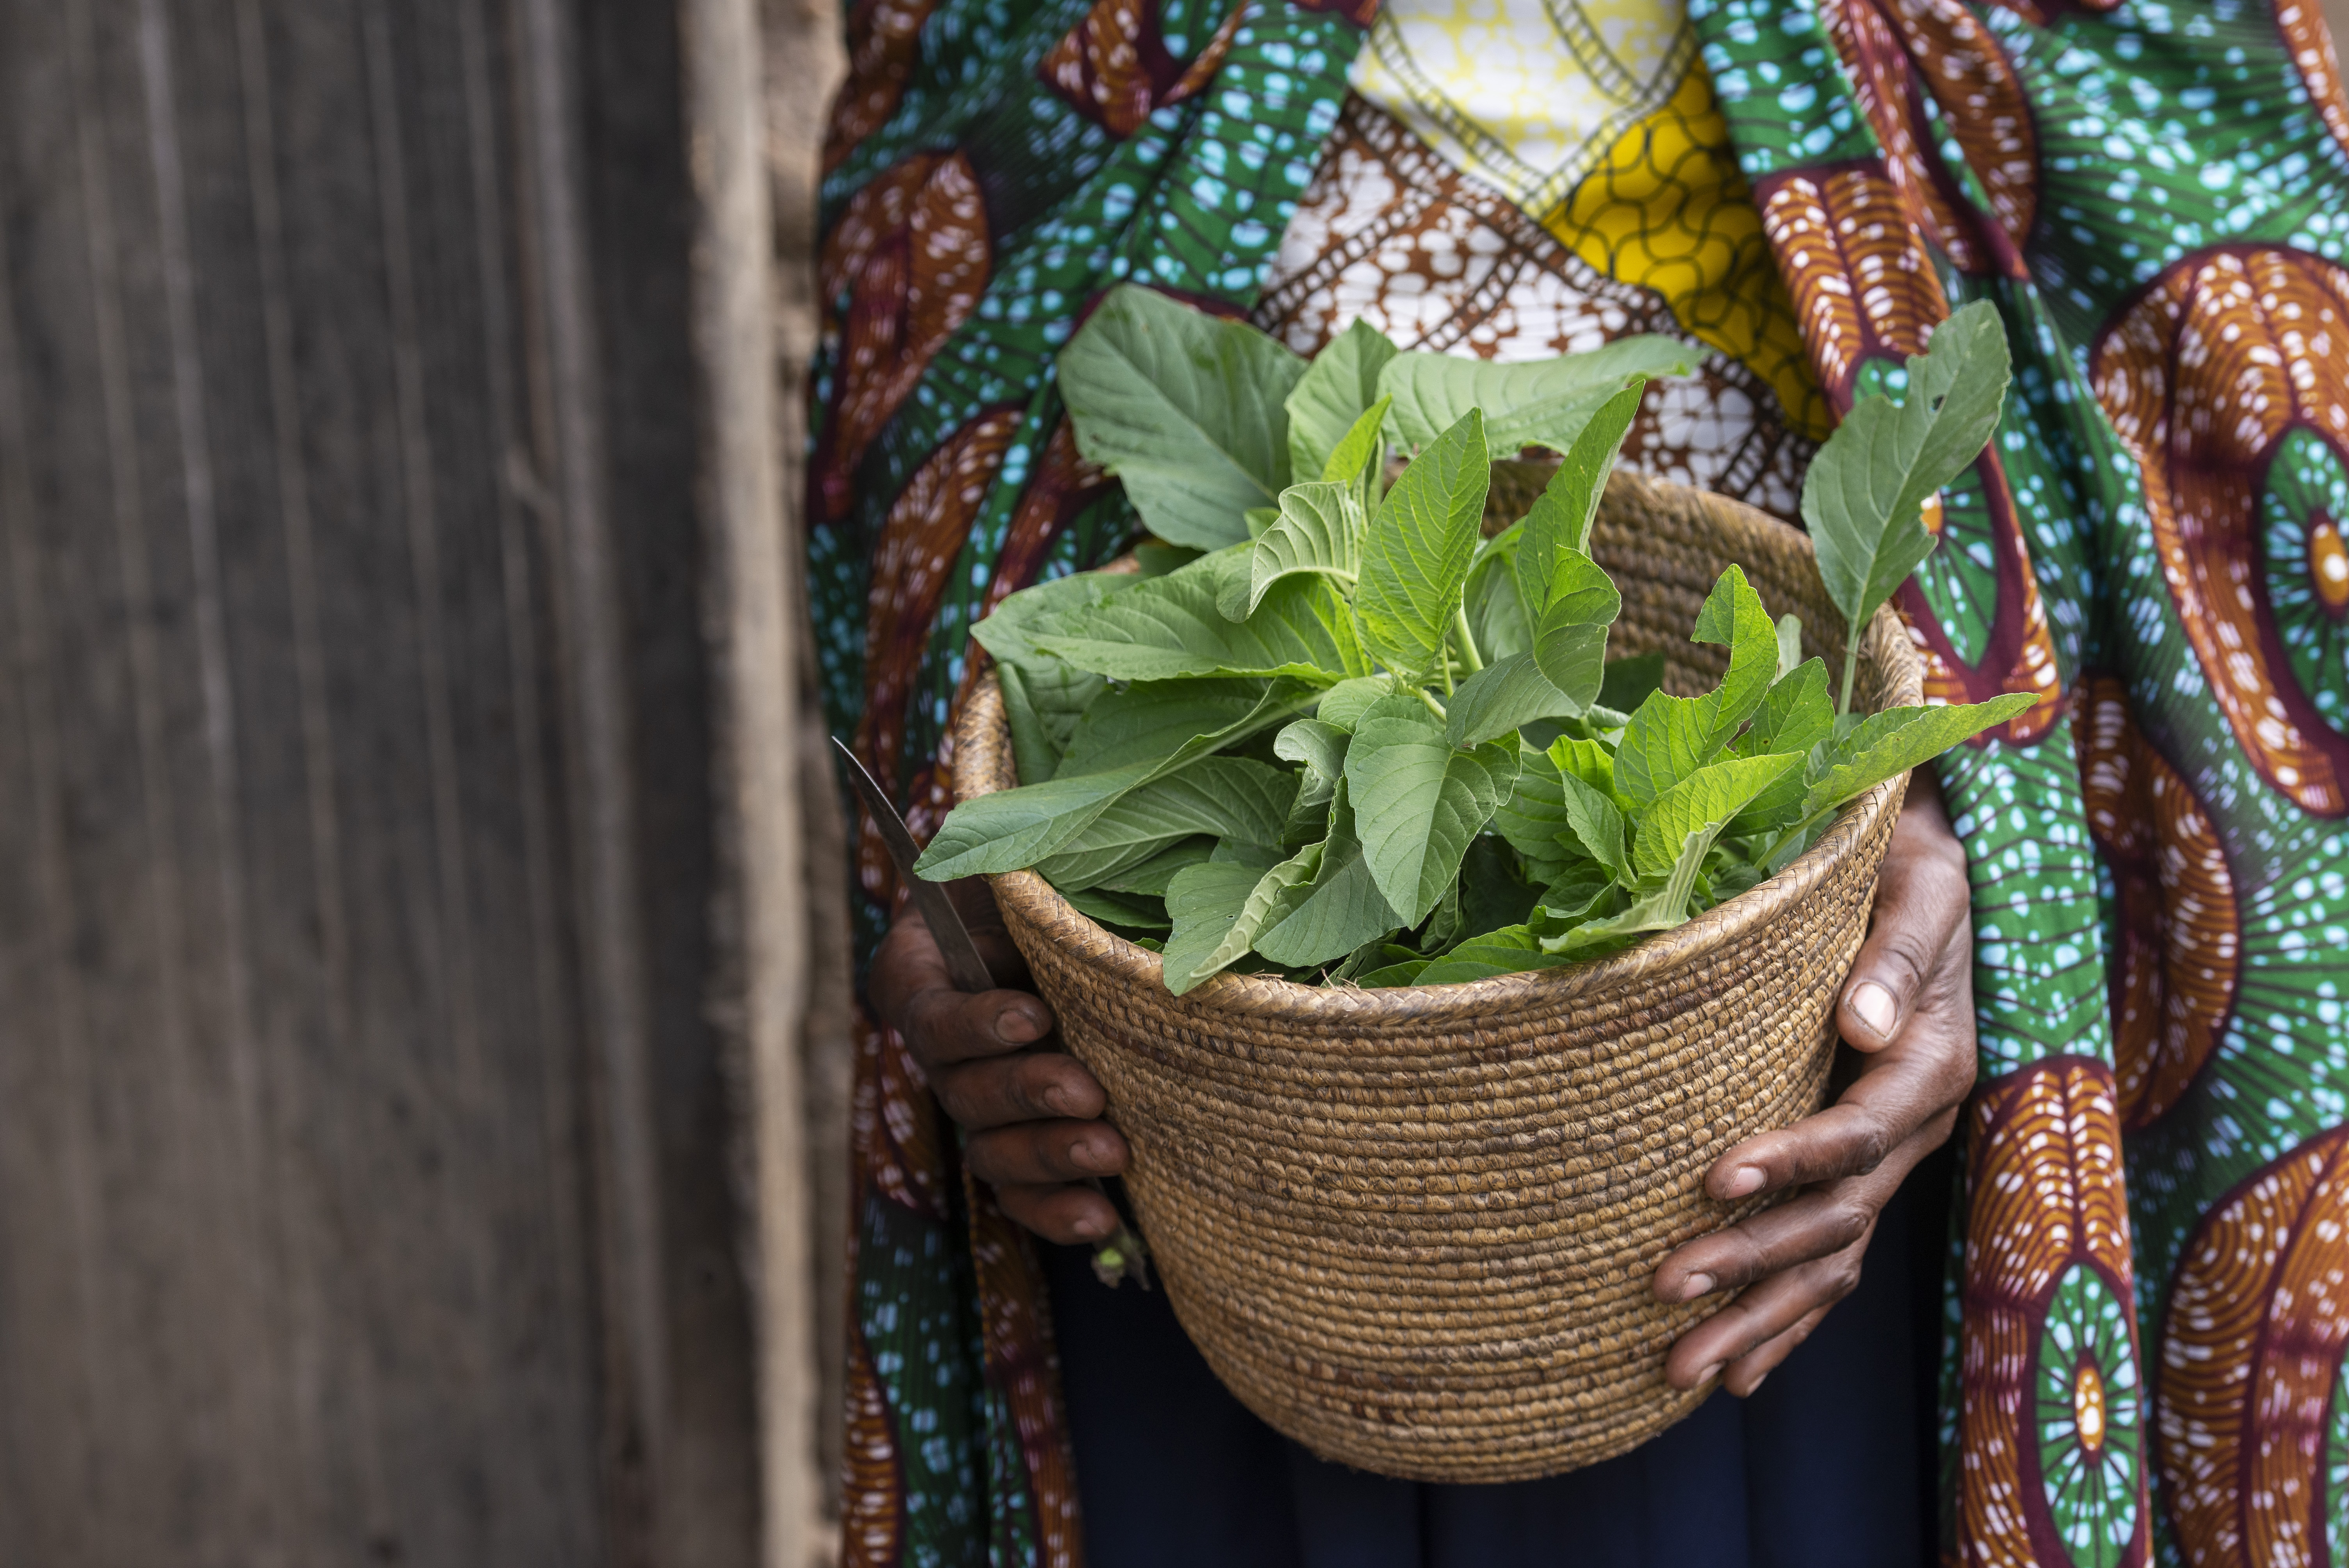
[2090,247,2349,817]
[813,152,994,524]
[825,0,943,173]
[2158,1127,2349,1567]
[1953,1058,2148,1565]
[1037,0,1249,136]
[968,1177,1084,1568]
[1757,166,1945,401]
[2072,674,2240,1131]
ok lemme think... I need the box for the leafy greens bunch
[913,287,2033,995]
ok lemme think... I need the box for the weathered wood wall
[0,0,767,1561]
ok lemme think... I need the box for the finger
[1663,1243,1868,1391]
[1700,1055,1965,1203]
[1719,1302,1837,1397]
[943,877,1034,990]
[965,1118,1129,1188]
[895,983,1056,1075]
[932,1052,1107,1132]
[1653,1165,1896,1303]
[996,1181,1123,1246]
[1840,771,1971,1053]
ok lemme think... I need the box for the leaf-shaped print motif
[1757,167,1949,403]
[813,152,993,521]
[2091,247,2349,814]
[2071,674,2239,1131]
[1037,0,1248,137]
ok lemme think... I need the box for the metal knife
[831,737,1151,1289]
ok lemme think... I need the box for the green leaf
[1631,752,1805,889]
[1597,650,1665,713]
[1535,861,1621,924]
[1033,757,1297,888]
[1057,284,1304,549]
[1061,677,1308,775]
[1444,652,1579,748]
[1287,319,1397,482]
[916,682,1306,878]
[1458,834,1540,937]
[1513,383,1643,611]
[973,573,1128,664]
[1775,613,1806,681]
[1415,924,1578,984]
[1096,837,1215,895]
[1530,549,1620,709]
[1357,957,1432,988]
[1345,694,1520,925]
[1612,567,1775,802]
[1557,772,1629,882]
[1741,658,1834,757]
[1378,335,1694,455]
[1058,886,1171,931]
[1274,716,1352,780]
[1315,675,1390,732]
[1161,860,1287,994]
[1034,552,1365,683]
[1464,536,1532,661]
[1255,778,1404,965]
[1800,299,2011,639]
[1319,396,1392,486]
[1356,410,1489,678]
[1230,480,1364,620]
[1802,694,2035,814]
[1494,741,1579,885]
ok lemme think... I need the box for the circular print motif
[2034,1262,2144,1568]
[2262,428,2349,733]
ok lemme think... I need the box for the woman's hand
[1650,770,1978,1396]
[867,879,1128,1244]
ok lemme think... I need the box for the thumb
[1839,779,1969,1052]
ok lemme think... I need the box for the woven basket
[954,467,1924,1482]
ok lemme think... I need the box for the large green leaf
[1161,858,1303,994]
[1802,694,2034,814]
[917,682,1304,878]
[1287,320,1397,482]
[1494,741,1580,885]
[1057,284,1304,549]
[1800,299,2011,634]
[1059,886,1171,930]
[997,656,1107,785]
[1034,552,1365,683]
[1254,779,1404,965]
[1321,397,1391,488]
[1274,716,1353,780]
[1096,837,1215,895]
[972,571,1127,663]
[1725,657,1834,832]
[1356,410,1489,678]
[1061,677,1308,775]
[1630,752,1805,888]
[1033,757,1296,888]
[1556,772,1629,883]
[1612,567,1774,802]
[1463,535,1532,661]
[1513,383,1643,611]
[1314,675,1390,732]
[1414,924,1579,984]
[1444,652,1581,748]
[1378,337,1694,454]
[1345,694,1519,925]
[1227,481,1364,620]
[1531,549,1620,709]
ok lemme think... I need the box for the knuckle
[1824,1198,1873,1253]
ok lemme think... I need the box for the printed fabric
[807,0,2349,1556]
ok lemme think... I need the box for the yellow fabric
[1540,67,1830,438]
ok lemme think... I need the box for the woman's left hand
[1649,768,1979,1396]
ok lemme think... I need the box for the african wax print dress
[809,0,2349,1553]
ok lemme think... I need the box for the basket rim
[957,483,1923,1027]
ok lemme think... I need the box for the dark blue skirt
[1042,1147,1948,1568]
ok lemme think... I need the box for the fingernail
[1074,1139,1117,1173]
[1042,1083,1076,1116]
[1071,1211,1109,1240]
[1743,1371,1770,1397]
[1695,1362,1723,1386]
[1679,1272,1716,1302]
[996,1007,1045,1045]
[1849,980,1897,1038]
[1722,1165,1766,1199]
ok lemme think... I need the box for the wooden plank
[0,0,765,1560]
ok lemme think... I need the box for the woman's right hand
[867,880,1130,1244]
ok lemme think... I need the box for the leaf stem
[1451,606,1485,674]
[1837,635,1862,718]
[1418,687,1448,722]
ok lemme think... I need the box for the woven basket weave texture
[954,468,1926,1481]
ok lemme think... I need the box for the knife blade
[828,735,1152,1288]
[831,737,998,996]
